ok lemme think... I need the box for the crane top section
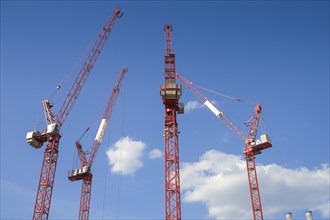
[244,104,272,155]
[161,24,183,113]
[177,72,272,154]
[26,8,122,149]
[164,24,176,83]
[56,7,122,129]
[102,67,128,121]
[164,24,173,56]
[68,67,128,182]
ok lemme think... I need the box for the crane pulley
[68,67,128,220]
[26,7,122,220]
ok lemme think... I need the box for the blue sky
[1,1,329,220]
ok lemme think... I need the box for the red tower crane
[26,8,122,220]
[68,67,128,220]
[176,73,272,220]
[160,24,184,220]
[243,104,272,220]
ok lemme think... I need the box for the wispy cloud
[106,136,146,176]
[185,100,221,114]
[148,149,162,159]
[221,131,232,143]
[185,100,204,113]
[181,150,330,219]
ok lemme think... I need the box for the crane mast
[177,73,272,220]
[160,24,184,220]
[26,8,122,220]
[68,67,128,220]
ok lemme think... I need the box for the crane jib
[56,8,121,127]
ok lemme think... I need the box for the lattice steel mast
[160,24,184,220]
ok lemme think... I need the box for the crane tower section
[160,24,183,220]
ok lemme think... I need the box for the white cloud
[181,150,330,219]
[185,100,204,113]
[149,149,162,159]
[221,131,232,143]
[106,136,146,175]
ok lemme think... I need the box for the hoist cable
[101,23,122,219]
[101,162,109,220]
[115,72,127,220]
[260,112,266,134]
[195,83,240,101]
[33,103,44,131]
[48,47,88,101]
[71,144,78,170]
[195,83,255,105]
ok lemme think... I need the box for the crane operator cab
[250,134,272,153]
[68,165,90,181]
